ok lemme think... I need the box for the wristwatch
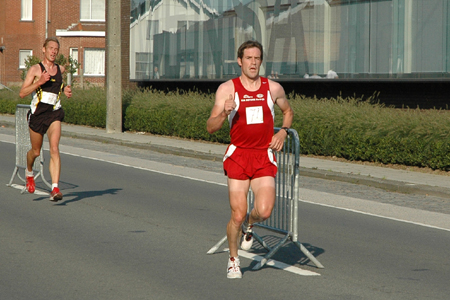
[281,127,290,134]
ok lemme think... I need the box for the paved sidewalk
[1,113,449,198]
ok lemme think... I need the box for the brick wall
[0,0,108,87]
[0,0,46,85]
[49,1,81,34]
[121,0,133,89]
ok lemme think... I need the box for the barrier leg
[253,234,290,270]
[294,241,324,269]
[8,166,52,194]
[7,167,19,187]
[206,235,228,254]
[9,104,52,193]
[252,231,271,251]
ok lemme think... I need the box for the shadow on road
[249,234,325,268]
[31,187,122,205]
[54,188,123,206]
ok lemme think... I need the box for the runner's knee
[29,148,41,158]
[258,208,272,221]
[49,144,60,156]
[231,209,247,226]
[254,201,275,221]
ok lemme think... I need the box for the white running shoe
[241,221,254,251]
[227,256,242,279]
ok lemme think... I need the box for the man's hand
[64,85,72,98]
[269,130,287,152]
[223,94,236,115]
[37,70,51,86]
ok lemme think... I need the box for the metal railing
[7,104,51,191]
[207,128,324,269]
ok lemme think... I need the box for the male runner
[19,37,72,201]
[207,40,293,278]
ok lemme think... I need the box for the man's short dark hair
[43,37,60,49]
[237,40,263,61]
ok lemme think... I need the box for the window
[81,0,105,21]
[135,52,151,79]
[21,0,32,21]
[70,48,79,75]
[19,50,32,69]
[84,48,105,76]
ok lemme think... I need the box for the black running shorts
[27,106,65,135]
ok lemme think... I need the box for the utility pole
[106,0,122,133]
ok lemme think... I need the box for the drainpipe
[45,0,49,38]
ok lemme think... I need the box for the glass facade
[129,0,450,80]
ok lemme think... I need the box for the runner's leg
[27,128,44,172]
[46,120,62,185]
[248,176,276,224]
[227,178,250,258]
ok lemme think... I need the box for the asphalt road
[1,131,450,300]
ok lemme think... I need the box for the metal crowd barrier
[7,104,51,192]
[207,128,324,270]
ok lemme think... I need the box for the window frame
[19,50,33,69]
[83,48,105,76]
[21,0,33,21]
[80,0,106,22]
[135,52,151,79]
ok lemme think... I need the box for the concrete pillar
[106,0,122,133]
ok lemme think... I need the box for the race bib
[246,106,263,124]
[40,92,58,105]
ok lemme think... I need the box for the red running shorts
[223,144,277,180]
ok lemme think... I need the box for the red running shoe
[50,187,63,202]
[26,176,35,194]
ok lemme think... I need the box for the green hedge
[122,89,230,143]
[293,95,450,170]
[2,87,450,171]
[0,88,29,113]
[63,87,107,128]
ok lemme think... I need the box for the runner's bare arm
[19,65,49,98]
[207,80,235,134]
[269,80,294,151]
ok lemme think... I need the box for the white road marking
[59,149,228,187]
[299,198,450,232]
[9,183,49,196]
[221,248,320,276]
